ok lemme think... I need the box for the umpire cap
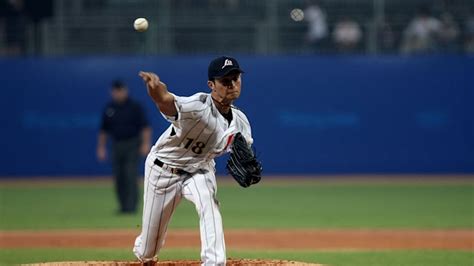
[111,79,127,90]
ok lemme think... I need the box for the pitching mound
[25,259,323,266]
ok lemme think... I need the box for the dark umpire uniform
[97,80,151,214]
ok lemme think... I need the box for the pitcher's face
[209,72,242,102]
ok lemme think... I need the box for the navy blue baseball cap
[111,79,127,90]
[208,56,244,80]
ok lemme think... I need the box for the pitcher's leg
[183,170,226,266]
[133,162,181,262]
[152,182,181,256]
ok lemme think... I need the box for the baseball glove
[226,132,262,188]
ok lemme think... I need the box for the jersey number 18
[184,138,206,154]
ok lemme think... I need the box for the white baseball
[290,8,304,22]
[134,18,149,32]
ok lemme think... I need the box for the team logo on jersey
[222,59,233,69]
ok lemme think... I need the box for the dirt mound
[24,260,323,266]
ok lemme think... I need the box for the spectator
[464,10,474,53]
[97,80,152,214]
[436,12,460,53]
[332,17,362,52]
[304,0,328,52]
[401,7,441,54]
[377,21,396,53]
[0,0,28,56]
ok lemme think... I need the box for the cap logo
[222,59,233,69]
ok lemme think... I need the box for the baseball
[290,8,304,22]
[134,18,149,32]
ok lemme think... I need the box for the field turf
[0,178,472,265]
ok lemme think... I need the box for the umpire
[97,80,151,214]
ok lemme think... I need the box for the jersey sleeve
[235,109,253,146]
[160,93,207,125]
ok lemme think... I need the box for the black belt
[154,158,188,175]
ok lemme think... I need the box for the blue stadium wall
[1,55,473,176]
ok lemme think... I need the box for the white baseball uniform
[133,92,252,265]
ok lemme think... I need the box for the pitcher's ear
[208,80,215,90]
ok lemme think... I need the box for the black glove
[226,132,262,187]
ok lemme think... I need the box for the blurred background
[0,1,473,265]
[0,0,473,177]
[2,0,474,55]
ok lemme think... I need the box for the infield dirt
[2,229,472,250]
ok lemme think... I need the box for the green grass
[0,180,472,266]
[218,182,474,229]
[0,248,472,266]
[0,180,472,230]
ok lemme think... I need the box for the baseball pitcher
[133,56,262,265]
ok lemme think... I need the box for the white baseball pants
[133,155,226,266]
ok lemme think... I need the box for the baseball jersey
[150,92,252,173]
